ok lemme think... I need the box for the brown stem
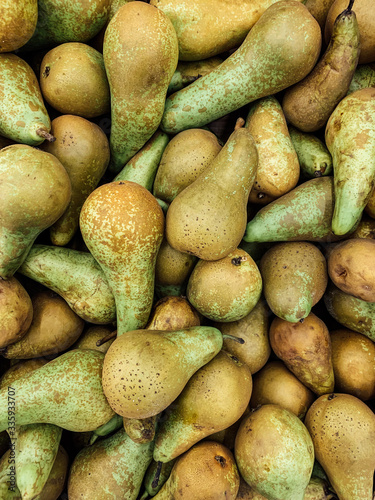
[151,461,163,489]
[96,330,117,347]
[346,0,354,12]
[234,117,245,130]
[36,128,56,142]
[222,334,245,344]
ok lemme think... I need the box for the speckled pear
[80,181,164,335]
[161,1,321,133]
[289,126,332,178]
[0,0,37,52]
[104,1,178,172]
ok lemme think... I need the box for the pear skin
[18,245,116,325]
[123,415,158,444]
[348,214,375,239]
[305,0,336,29]
[269,313,335,395]
[104,1,178,172]
[168,57,223,93]
[235,404,314,500]
[0,350,115,433]
[348,63,375,94]
[80,181,164,336]
[166,128,258,261]
[0,359,48,389]
[0,0,37,52]
[0,145,71,279]
[305,393,375,500]
[325,87,375,235]
[153,351,252,462]
[289,126,333,178]
[102,326,223,419]
[161,1,321,133]
[73,325,115,354]
[146,296,200,331]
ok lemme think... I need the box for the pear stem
[222,334,245,344]
[36,128,56,142]
[234,117,245,130]
[151,461,163,489]
[346,0,354,12]
[96,330,117,347]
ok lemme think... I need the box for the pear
[0,0,37,52]
[282,0,360,132]
[104,1,178,172]
[3,290,85,359]
[146,296,200,331]
[73,325,115,353]
[123,415,158,444]
[115,130,169,191]
[153,350,252,462]
[289,126,333,178]
[214,297,271,374]
[305,393,375,499]
[40,43,110,118]
[80,181,164,335]
[347,213,375,239]
[235,404,315,500]
[40,114,110,246]
[18,245,116,324]
[245,95,300,202]
[0,349,115,432]
[330,329,375,400]
[269,313,335,395]
[0,145,71,279]
[168,57,223,93]
[102,326,223,419]
[325,87,375,235]
[259,242,328,322]
[0,54,53,145]
[348,63,375,94]
[22,0,110,52]
[161,1,321,133]
[0,277,33,349]
[153,441,240,499]
[0,359,48,390]
[187,248,262,322]
[305,0,336,29]
[250,361,315,419]
[68,428,153,500]
[166,128,258,261]
[153,128,222,203]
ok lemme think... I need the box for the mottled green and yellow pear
[305,393,375,500]
[289,126,333,178]
[161,1,321,133]
[68,429,153,500]
[235,404,315,500]
[104,1,178,172]
[0,146,71,279]
[0,350,115,433]
[325,87,375,235]
[18,245,116,325]
[0,54,53,145]
[102,326,223,419]
[348,64,375,94]
[0,0,38,52]
[153,441,240,499]
[80,181,164,335]
[166,128,258,261]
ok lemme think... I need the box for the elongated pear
[154,351,252,463]
[18,245,116,324]
[0,0,37,52]
[102,326,223,418]
[289,126,333,178]
[114,130,169,191]
[0,54,53,145]
[68,428,153,500]
[0,146,71,279]
[104,1,178,172]
[166,128,258,261]
[161,1,321,133]
[0,350,115,433]
[305,393,375,499]
[244,177,346,243]
[80,181,164,335]
[235,405,315,500]
[326,87,375,235]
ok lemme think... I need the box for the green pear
[68,428,153,500]
[289,126,333,178]
[348,64,375,94]
[161,0,321,133]
[102,326,223,419]
[167,57,223,93]
[40,114,110,246]
[80,181,164,336]
[18,245,116,325]
[0,349,115,433]
[104,1,178,172]
[153,350,252,463]
[0,145,71,279]
[305,393,375,500]
[0,0,37,52]
[166,128,258,261]
[235,404,315,500]
[114,130,169,191]
[0,54,53,145]
[326,87,375,235]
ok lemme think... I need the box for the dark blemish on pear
[215,455,227,468]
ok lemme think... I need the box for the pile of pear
[1,0,375,498]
